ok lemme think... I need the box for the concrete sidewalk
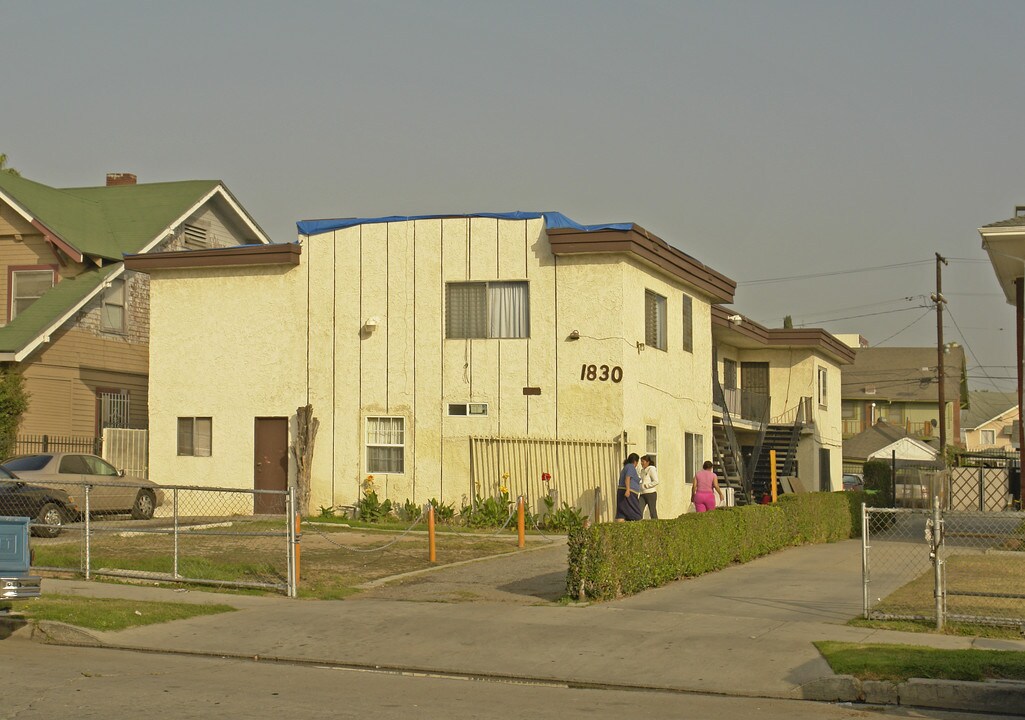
[9,539,1025,713]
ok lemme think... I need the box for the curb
[1,617,102,646]
[801,674,1025,715]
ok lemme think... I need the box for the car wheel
[132,489,156,520]
[34,502,64,538]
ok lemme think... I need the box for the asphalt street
[0,641,997,720]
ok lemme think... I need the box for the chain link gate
[863,501,1025,628]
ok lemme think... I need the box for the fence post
[861,502,869,619]
[594,486,602,524]
[42,434,49,452]
[517,496,525,548]
[428,505,437,563]
[770,450,778,502]
[84,484,91,580]
[173,488,180,579]
[933,495,944,631]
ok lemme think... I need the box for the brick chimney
[106,172,137,186]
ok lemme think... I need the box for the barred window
[645,290,667,351]
[366,416,405,473]
[446,281,529,339]
[178,417,212,457]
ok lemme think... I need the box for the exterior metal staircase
[749,401,807,500]
[711,377,752,505]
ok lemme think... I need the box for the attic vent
[183,223,208,250]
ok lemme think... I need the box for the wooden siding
[18,326,148,435]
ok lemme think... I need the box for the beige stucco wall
[147,265,308,492]
[714,343,844,490]
[302,218,716,518]
[148,218,875,517]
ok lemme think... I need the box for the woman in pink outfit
[691,461,725,512]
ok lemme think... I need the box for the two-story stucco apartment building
[126,212,849,518]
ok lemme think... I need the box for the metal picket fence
[863,502,1025,628]
[15,480,297,597]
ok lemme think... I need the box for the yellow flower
[499,485,509,495]
[501,471,510,481]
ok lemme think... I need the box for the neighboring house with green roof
[961,390,1018,452]
[0,171,269,438]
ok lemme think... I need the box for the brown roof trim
[711,306,855,364]
[548,225,736,303]
[124,243,301,272]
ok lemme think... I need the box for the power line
[739,260,931,286]
[945,305,1003,393]
[874,309,934,346]
[795,304,929,327]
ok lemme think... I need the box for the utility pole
[932,253,949,462]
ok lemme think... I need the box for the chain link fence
[1,479,296,596]
[863,503,1025,627]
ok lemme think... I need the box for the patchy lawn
[816,641,1025,682]
[1,594,235,632]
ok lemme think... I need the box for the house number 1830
[580,364,623,383]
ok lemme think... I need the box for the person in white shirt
[638,454,659,519]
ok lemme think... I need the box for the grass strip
[1,594,235,631]
[815,640,1025,682]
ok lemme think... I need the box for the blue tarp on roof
[296,211,633,237]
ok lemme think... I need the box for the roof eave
[136,184,272,256]
[0,188,85,263]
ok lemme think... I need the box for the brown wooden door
[253,417,288,514]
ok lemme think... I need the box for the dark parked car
[842,473,865,492]
[1,453,163,520]
[0,464,80,538]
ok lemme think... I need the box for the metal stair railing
[713,376,751,501]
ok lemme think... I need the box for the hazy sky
[4,1,1024,390]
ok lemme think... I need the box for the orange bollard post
[517,496,525,548]
[770,449,778,503]
[428,504,437,563]
[294,511,301,585]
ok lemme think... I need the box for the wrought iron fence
[13,434,101,456]
[863,502,1025,627]
[8,479,296,596]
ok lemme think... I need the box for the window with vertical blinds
[644,290,667,350]
[446,281,529,339]
[682,294,693,352]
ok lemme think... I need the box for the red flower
[541,472,552,483]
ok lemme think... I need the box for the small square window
[177,417,212,456]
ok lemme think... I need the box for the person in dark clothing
[615,453,643,521]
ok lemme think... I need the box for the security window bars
[100,391,130,429]
[367,416,405,473]
[446,281,529,339]
[11,269,54,319]
[645,290,667,351]
[723,359,738,390]
[682,294,693,353]
[101,278,126,333]
[178,417,212,456]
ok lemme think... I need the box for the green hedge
[566,492,855,601]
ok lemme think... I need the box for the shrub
[567,492,854,601]
[863,460,893,507]
[0,368,27,460]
